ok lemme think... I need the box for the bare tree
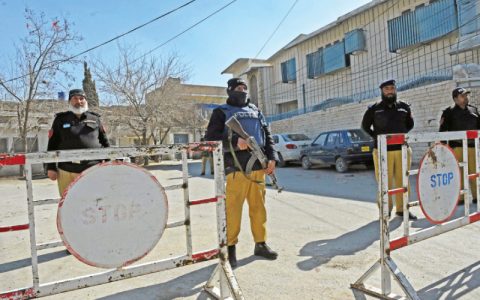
[94,44,190,146]
[0,9,81,153]
[179,102,210,141]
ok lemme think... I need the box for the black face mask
[381,93,397,105]
[227,91,248,106]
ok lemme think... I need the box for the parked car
[299,129,374,172]
[272,133,311,167]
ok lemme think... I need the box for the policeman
[439,87,480,202]
[47,89,110,196]
[200,137,214,176]
[361,79,417,220]
[205,78,277,268]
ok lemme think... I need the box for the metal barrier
[351,130,480,300]
[0,143,243,299]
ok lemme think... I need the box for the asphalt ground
[1,160,480,299]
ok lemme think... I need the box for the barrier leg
[25,163,40,292]
[203,146,244,300]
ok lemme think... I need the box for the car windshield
[347,130,372,142]
[282,134,310,142]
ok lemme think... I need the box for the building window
[323,40,350,74]
[281,58,297,83]
[345,29,366,54]
[0,138,8,153]
[173,134,189,144]
[306,48,324,79]
[13,137,38,153]
[457,0,480,36]
[277,100,298,114]
[387,0,457,52]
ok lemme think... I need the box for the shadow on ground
[0,249,69,273]
[297,218,402,271]
[418,261,480,299]
[97,256,259,300]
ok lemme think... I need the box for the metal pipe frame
[0,143,243,300]
[353,131,480,300]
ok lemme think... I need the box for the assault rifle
[225,116,283,193]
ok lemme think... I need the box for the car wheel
[277,153,287,168]
[301,156,312,170]
[335,157,348,173]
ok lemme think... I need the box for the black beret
[68,89,86,100]
[227,78,248,91]
[379,79,396,89]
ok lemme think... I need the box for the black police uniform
[47,111,110,173]
[361,99,414,215]
[361,100,414,150]
[439,104,480,201]
[440,104,480,147]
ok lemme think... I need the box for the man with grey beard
[47,89,110,196]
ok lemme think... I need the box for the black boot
[228,245,237,268]
[254,242,278,260]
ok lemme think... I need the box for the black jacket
[205,100,276,175]
[439,104,480,147]
[47,111,110,173]
[361,100,414,151]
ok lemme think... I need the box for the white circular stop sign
[417,143,461,224]
[57,162,168,268]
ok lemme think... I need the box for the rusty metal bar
[407,169,418,176]
[189,197,218,206]
[387,187,407,196]
[164,184,185,191]
[379,135,392,295]
[33,198,59,206]
[0,224,29,233]
[390,212,480,251]
[463,139,471,216]
[166,220,186,229]
[476,137,480,213]
[401,144,409,237]
[36,241,64,251]
[385,258,420,300]
[407,201,420,208]
[24,163,40,290]
[181,150,193,259]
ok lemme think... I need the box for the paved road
[1,161,479,299]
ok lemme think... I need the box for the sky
[0,0,371,94]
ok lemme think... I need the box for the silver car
[272,133,311,167]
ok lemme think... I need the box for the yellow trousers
[57,169,80,197]
[226,170,267,246]
[372,148,411,213]
[453,147,477,201]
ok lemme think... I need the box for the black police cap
[68,89,86,100]
[452,87,470,99]
[227,78,248,91]
[379,79,396,89]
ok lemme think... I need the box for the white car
[272,133,311,167]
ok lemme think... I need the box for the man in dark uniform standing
[439,87,480,202]
[361,79,417,220]
[205,78,277,268]
[47,89,110,196]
